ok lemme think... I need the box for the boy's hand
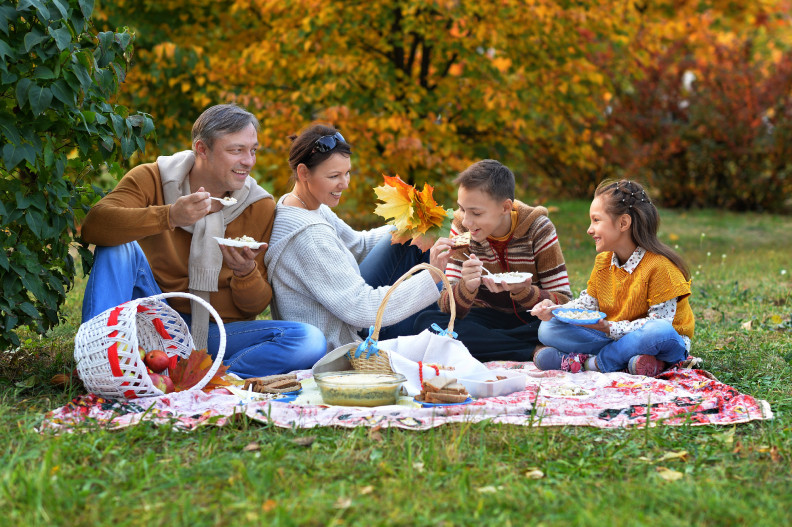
[530,299,558,321]
[482,275,531,295]
[460,254,483,292]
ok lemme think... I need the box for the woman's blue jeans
[537,317,687,372]
[82,242,327,378]
[357,235,435,341]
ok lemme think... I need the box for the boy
[414,159,572,361]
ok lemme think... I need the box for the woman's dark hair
[594,179,690,280]
[454,159,515,201]
[288,124,352,178]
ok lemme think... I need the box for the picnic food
[450,231,471,260]
[556,309,602,320]
[489,271,531,284]
[143,349,170,373]
[314,371,406,406]
[149,372,176,394]
[221,196,237,204]
[243,373,302,394]
[233,235,256,243]
[417,375,471,404]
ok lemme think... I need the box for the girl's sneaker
[560,353,590,374]
[627,355,665,377]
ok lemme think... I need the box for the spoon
[462,253,494,275]
[210,196,238,206]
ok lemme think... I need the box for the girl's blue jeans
[82,242,327,378]
[537,316,687,372]
[357,235,435,341]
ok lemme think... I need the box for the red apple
[144,349,170,373]
[138,345,146,360]
[149,372,175,394]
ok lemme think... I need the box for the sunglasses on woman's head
[312,132,346,153]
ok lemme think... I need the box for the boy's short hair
[454,159,515,202]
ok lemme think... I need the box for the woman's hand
[580,318,610,335]
[219,243,268,277]
[429,236,453,273]
[460,254,483,292]
[530,299,558,321]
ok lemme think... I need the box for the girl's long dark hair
[595,179,690,280]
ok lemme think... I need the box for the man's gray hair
[191,104,260,150]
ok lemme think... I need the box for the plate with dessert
[213,235,267,250]
[553,308,606,325]
[488,271,532,284]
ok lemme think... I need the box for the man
[81,104,326,378]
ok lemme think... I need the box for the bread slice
[424,391,469,404]
[424,375,456,392]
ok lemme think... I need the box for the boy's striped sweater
[440,201,572,318]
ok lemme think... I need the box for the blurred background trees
[94,0,792,220]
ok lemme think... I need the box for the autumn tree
[97,0,792,219]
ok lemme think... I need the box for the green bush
[0,0,155,350]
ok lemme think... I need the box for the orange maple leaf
[168,348,230,392]
[373,174,452,251]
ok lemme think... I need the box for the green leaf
[19,302,40,320]
[0,112,21,144]
[2,142,37,169]
[48,24,72,51]
[0,249,8,271]
[50,0,70,19]
[17,0,49,21]
[15,77,31,108]
[50,79,74,105]
[32,66,55,80]
[115,30,132,50]
[23,29,49,53]
[0,5,17,35]
[28,84,53,116]
[110,112,124,137]
[78,0,95,19]
[0,40,14,63]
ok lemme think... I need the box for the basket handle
[154,292,227,392]
[371,263,455,340]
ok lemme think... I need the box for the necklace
[290,192,309,209]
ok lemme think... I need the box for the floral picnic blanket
[38,362,772,433]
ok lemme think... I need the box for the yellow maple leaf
[373,175,452,250]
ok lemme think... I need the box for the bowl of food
[489,271,532,284]
[314,371,407,407]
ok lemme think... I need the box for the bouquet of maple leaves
[373,175,453,251]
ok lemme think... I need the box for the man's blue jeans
[537,317,687,372]
[82,242,327,378]
[357,235,435,341]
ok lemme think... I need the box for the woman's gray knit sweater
[265,198,441,351]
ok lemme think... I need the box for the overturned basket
[348,263,456,374]
[74,292,226,399]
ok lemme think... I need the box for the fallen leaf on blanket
[655,467,684,481]
[334,497,352,509]
[524,468,544,479]
[291,436,316,447]
[15,375,37,389]
[168,349,230,392]
[476,485,503,493]
[741,320,753,330]
[243,442,260,452]
[360,486,374,495]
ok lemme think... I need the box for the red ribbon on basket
[418,361,440,389]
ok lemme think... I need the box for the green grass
[2,201,792,526]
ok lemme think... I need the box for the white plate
[489,272,532,284]
[213,236,266,249]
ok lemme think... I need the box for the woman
[265,124,452,351]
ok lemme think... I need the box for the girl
[530,179,694,377]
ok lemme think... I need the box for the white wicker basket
[74,292,227,399]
